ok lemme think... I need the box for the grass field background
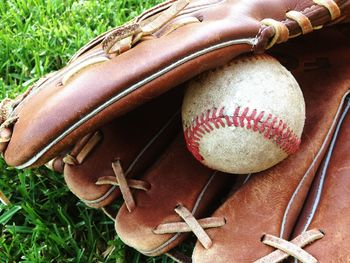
[0,0,185,262]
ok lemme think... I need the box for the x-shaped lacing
[62,132,150,213]
[63,132,226,249]
[96,160,151,213]
[153,205,226,249]
[254,229,324,263]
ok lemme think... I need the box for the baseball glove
[47,87,184,209]
[47,88,242,258]
[0,0,349,169]
[192,26,350,262]
[45,24,350,263]
[1,0,350,262]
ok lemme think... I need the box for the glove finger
[289,96,350,262]
[115,133,242,257]
[59,88,182,208]
[192,26,350,262]
[2,0,348,168]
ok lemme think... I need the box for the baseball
[182,54,305,174]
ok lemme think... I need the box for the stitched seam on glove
[280,90,350,238]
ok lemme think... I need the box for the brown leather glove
[49,88,183,209]
[1,1,350,262]
[0,0,349,170]
[98,25,349,262]
[291,91,350,263]
[192,25,350,263]
[48,87,241,258]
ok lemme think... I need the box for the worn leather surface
[115,134,235,256]
[292,96,350,262]
[63,89,182,208]
[192,26,350,262]
[2,0,350,168]
[61,87,236,256]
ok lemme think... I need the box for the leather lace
[96,160,150,212]
[63,131,103,165]
[154,205,225,249]
[255,229,324,263]
[101,0,191,55]
[261,0,341,49]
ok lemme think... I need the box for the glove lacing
[153,205,225,249]
[96,160,151,213]
[98,164,226,249]
[97,158,226,249]
[60,131,150,213]
[101,0,192,55]
[255,229,324,263]
[259,0,341,49]
[56,129,234,251]
[62,130,226,249]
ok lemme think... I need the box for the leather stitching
[280,91,350,238]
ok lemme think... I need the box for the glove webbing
[102,0,192,55]
[255,229,324,263]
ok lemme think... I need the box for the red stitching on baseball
[184,106,301,162]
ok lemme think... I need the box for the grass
[0,1,188,262]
